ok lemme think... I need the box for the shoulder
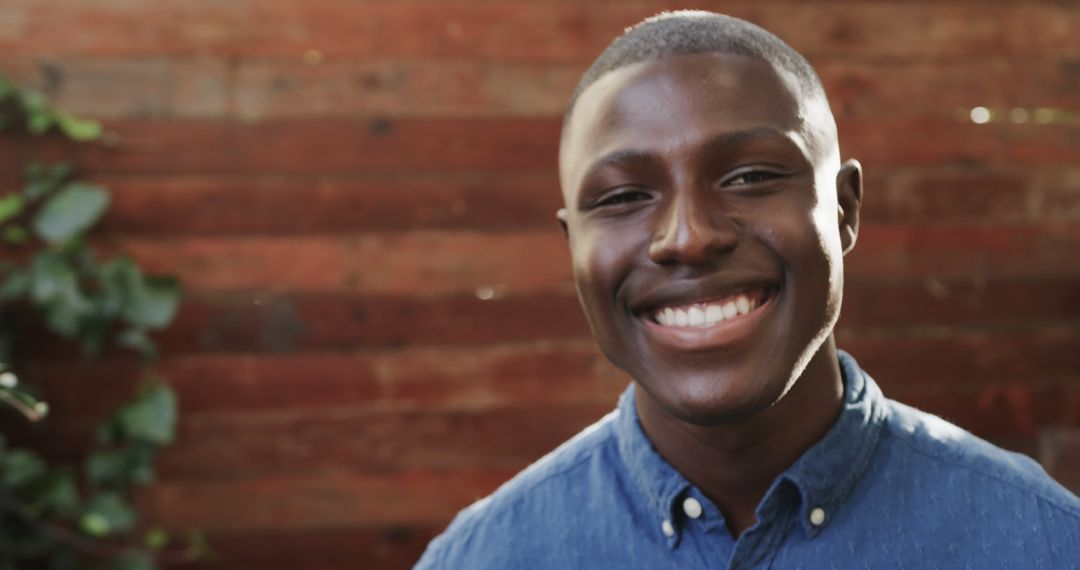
[882,399,1080,521]
[414,410,623,569]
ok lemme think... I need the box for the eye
[724,170,783,187]
[592,188,652,208]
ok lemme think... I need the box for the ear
[836,159,863,256]
[556,207,569,238]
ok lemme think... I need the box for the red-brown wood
[6,166,1066,236]
[177,526,441,570]
[4,2,1078,568]
[2,1,1077,61]
[2,119,1078,180]
[3,58,1075,121]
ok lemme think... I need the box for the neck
[635,340,844,536]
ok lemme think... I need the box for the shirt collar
[613,350,887,539]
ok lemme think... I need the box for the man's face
[559,52,858,424]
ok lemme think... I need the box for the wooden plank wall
[2,1,1078,567]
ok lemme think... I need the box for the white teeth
[687,307,705,326]
[674,309,688,326]
[705,304,723,324]
[652,293,765,328]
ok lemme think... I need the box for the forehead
[559,52,823,195]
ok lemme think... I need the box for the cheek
[571,225,637,296]
[569,228,630,330]
[809,196,846,297]
[756,195,842,314]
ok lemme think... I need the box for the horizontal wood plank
[19,327,1080,420]
[153,405,615,478]
[2,57,1075,121]
[38,166,1073,237]
[1040,429,1080,495]
[14,277,1080,360]
[135,468,517,532]
[178,526,439,570]
[2,2,1076,566]
[2,1,1076,61]
[89,225,1080,296]
[22,341,619,418]
[3,119,1078,178]
[120,231,576,296]
[7,377,1071,495]
[96,173,563,235]
[143,379,1080,478]
[860,167,1080,225]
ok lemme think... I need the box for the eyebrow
[579,126,798,187]
[698,126,796,156]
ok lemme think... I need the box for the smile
[651,289,769,328]
[639,286,777,351]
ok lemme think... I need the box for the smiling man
[415,11,1080,569]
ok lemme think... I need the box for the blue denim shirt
[416,352,1080,569]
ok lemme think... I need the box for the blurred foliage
[0,74,206,568]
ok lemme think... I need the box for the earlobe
[556,208,569,238]
[836,159,863,256]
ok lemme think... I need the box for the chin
[637,362,796,426]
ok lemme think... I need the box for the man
[416,11,1080,568]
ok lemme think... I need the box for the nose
[647,192,738,266]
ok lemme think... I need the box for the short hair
[564,11,827,126]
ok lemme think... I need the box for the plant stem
[0,389,44,422]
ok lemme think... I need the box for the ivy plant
[0,74,206,569]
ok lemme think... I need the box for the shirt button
[661,519,675,537]
[809,507,826,526]
[682,497,703,519]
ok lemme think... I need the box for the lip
[638,285,779,352]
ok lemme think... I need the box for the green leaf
[31,183,109,244]
[19,90,54,135]
[29,253,90,337]
[85,449,129,487]
[0,449,46,488]
[85,444,155,487]
[144,528,169,550]
[102,258,181,330]
[125,277,180,330]
[30,253,77,303]
[0,194,23,225]
[114,382,177,445]
[117,327,156,359]
[128,444,156,485]
[0,269,30,300]
[79,493,137,537]
[27,111,54,135]
[43,303,80,337]
[18,89,47,112]
[23,163,72,201]
[2,225,27,245]
[24,468,80,517]
[77,317,110,356]
[55,112,103,142]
